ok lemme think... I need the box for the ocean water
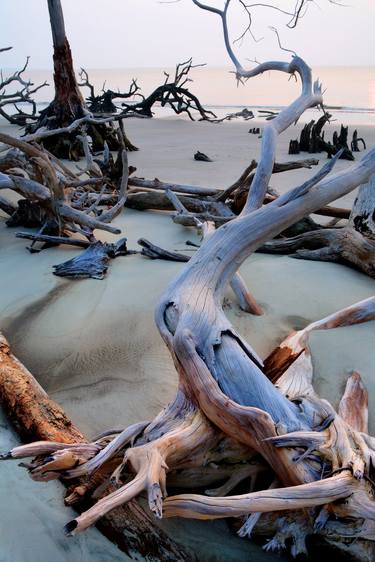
[9,66,375,125]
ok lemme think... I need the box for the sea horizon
[6,65,375,125]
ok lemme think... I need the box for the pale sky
[1,0,375,70]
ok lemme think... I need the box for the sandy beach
[0,115,374,561]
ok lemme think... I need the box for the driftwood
[53,238,129,279]
[6,14,375,555]
[352,129,367,153]
[0,132,130,242]
[212,108,254,122]
[259,175,375,278]
[0,48,47,125]
[194,150,213,162]
[138,238,190,262]
[0,333,192,561]
[2,3,375,561]
[78,68,143,114]
[80,59,216,122]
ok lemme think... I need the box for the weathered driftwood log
[128,177,220,196]
[259,174,375,278]
[0,332,192,561]
[0,332,83,443]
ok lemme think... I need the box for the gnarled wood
[4,2,375,560]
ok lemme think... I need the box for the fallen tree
[2,2,375,561]
[79,59,216,121]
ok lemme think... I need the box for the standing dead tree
[0,48,48,125]
[2,1,375,560]
[25,0,134,158]
[79,59,216,121]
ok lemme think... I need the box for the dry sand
[0,116,374,561]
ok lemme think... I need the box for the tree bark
[39,0,86,129]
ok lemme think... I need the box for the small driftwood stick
[16,232,91,248]
[138,238,190,262]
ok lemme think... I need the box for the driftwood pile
[1,1,375,561]
[1,44,375,562]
